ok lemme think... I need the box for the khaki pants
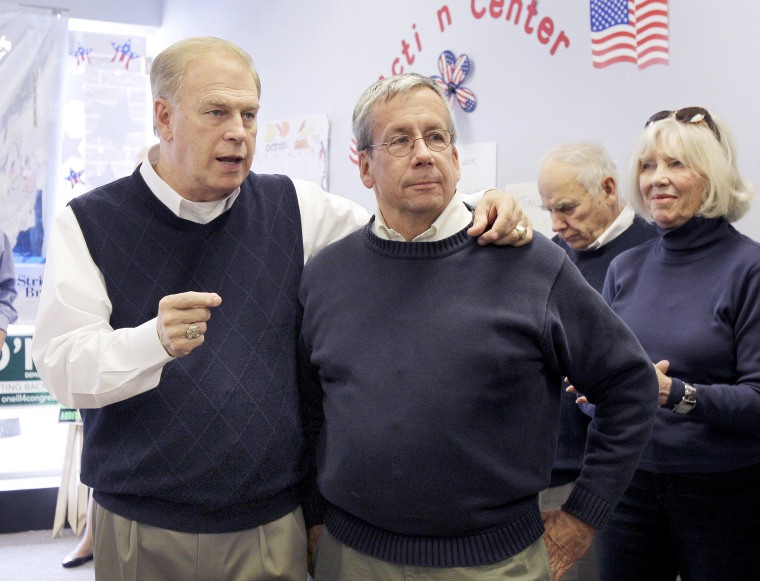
[93,501,307,581]
[315,529,552,580]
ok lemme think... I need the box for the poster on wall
[12,263,44,325]
[501,181,552,238]
[252,114,330,190]
[0,7,68,260]
[456,141,497,196]
[60,30,151,216]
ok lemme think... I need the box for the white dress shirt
[31,147,369,409]
[372,193,475,242]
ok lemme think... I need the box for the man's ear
[154,98,174,142]
[602,176,618,205]
[358,150,375,189]
[452,144,461,182]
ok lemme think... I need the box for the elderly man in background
[536,141,656,580]
[299,74,658,581]
[538,142,656,290]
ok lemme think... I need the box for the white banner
[0,5,67,257]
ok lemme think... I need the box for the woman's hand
[654,360,672,406]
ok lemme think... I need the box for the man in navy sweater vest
[300,74,658,580]
[536,142,656,580]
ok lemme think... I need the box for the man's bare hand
[157,292,222,357]
[469,188,533,246]
[541,509,595,580]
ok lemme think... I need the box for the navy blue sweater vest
[69,169,305,533]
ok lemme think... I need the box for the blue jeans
[596,463,760,581]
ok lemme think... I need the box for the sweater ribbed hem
[324,502,544,567]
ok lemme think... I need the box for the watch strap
[672,382,697,414]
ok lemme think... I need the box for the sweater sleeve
[545,258,658,529]
[297,305,327,528]
[676,260,760,436]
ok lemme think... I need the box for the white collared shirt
[372,193,474,242]
[584,205,636,251]
[140,146,240,224]
[32,147,369,409]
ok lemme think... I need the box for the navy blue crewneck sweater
[550,216,656,486]
[604,217,760,473]
[69,169,307,533]
[300,221,657,567]
[554,216,656,294]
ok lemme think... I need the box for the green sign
[58,408,82,422]
[0,333,52,406]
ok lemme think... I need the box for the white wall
[45,0,163,26]
[154,1,759,240]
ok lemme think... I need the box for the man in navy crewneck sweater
[536,142,656,580]
[300,74,658,581]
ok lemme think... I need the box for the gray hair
[539,141,623,210]
[628,111,754,223]
[352,73,457,152]
[150,37,261,135]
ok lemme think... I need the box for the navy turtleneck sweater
[299,222,657,567]
[604,217,760,473]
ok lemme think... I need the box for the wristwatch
[672,382,697,414]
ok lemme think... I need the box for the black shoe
[62,554,93,568]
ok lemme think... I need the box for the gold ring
[515,225,527,240]
[186,323,201,340]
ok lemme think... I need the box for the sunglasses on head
[645,107,721,144]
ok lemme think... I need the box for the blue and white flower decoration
[431,50,477,113]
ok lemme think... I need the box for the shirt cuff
[132,318,174,367]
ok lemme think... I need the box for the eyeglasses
[366,129,452,157]
[645,107,721,143]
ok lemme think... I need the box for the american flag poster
[590,0,669,69]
